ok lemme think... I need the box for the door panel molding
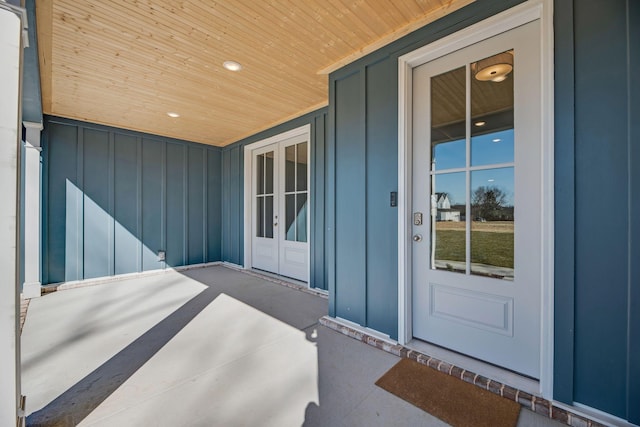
[397,0,554,398]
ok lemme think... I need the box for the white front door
[251,134,309,282]
[411,20,542,378]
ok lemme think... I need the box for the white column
[22,122,42,299]
[0,3,25,425]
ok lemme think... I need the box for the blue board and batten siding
[219,109,329,290]
[554,0,640,422]
[328,0,639,422]
[42,117,222,284]
[43,109,328,288]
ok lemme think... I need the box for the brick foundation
[319,316,607,427]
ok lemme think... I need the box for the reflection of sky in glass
[471,167,514,205]
[433,172,465,206]
[471,129,514,166]
[433,129,514,171]
[432,139,465,170]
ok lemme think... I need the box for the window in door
[430,51,515,280]
[256,151,274,239]
[284,142,308,243]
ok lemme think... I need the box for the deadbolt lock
[413,212,423,226]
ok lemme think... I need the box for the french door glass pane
[265,195,274,238]
[265,151,274,194]
[256,196,264,238]
[431,172,466,273]
[285,145,295,193]
[431,67,466,171]
[285,194,295,241]
[256,154,264,195]
[470,167,514,279]
[297,142,307,191]
[296,193,307,242]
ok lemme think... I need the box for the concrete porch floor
[21,265,562,426]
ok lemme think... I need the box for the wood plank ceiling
[36,0,473,147]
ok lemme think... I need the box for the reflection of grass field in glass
[434,221,514,268]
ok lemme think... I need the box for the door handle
[413,234,423,242]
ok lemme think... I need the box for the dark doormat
[376,358,520,427]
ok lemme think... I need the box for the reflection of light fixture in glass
[488,179,495,182]
[474,52,513,82]
[475,121,486,127]
[493,138,501,143]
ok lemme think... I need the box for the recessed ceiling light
[475,121,486,127]
[223,60,242,71]
[167,112,180,118]
[492,138,501,143]
[488,179,495,182]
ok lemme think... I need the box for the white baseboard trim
[44,262,225,292]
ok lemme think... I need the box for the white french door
[411,20,542,378]
[252,145,278,273]
[251,133,309,282]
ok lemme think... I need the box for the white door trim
[397,0,554,398]
[243,124,312,282]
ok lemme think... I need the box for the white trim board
[242,124,312,284]
[397,0,554,399]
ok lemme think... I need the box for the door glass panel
[431,67,466,171]
[284,142,308,243]
[285,145,295,193]
[296,193,307,242]
[256,154,265,195]
[265,195,274,238]
[470,167,514,279]
[471,50,514,166]
[471,129,514,166]
[431,172,466,273]
[256,151,275,239]
[256,196,264,238]
[265,151,274,194]
[285,194,296,241]
[297,142,307,191]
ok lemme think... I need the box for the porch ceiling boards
[36,0,472,147]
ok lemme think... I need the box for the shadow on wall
[44,121,223,285]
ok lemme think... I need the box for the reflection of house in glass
[434,192,461,221]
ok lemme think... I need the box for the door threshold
[405,338,540,396]
[241,268,329,298]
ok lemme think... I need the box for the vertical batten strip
[327,79,337,317]
[76,126,85,281]
[626,1,640,423]
[136,137,143,273]
[161,140,167,269]
[183,144,188,266]
[108,131,115,276]
[362,63,369,328]
[202,148,208,263]
[552,0,575,405]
